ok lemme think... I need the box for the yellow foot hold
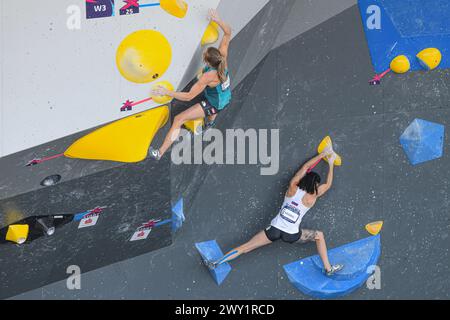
[184,118,204,135]
[390,55,410,74]
[152,80,174,104]
[417,48,442,71]
[6,224,29,244]
[317,136,342,166]
[202,22,219,46]
[365,221,383,236]
[160,0,188,18]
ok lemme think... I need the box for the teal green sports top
[203,66,232,110]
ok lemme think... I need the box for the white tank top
[270,188,311,234]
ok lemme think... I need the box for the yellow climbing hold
[202,22,219,46]
[116,30,172,84]
[416,48,442,71]
[317,136,342,166]
[365,221,383,236]
[184,118,204,135]
[152,80,174,104]
[65,106,169,163]
[6,224,29,244]
[160,0,188,19]
[390,55,410,74]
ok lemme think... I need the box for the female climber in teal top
[150,9,232,160]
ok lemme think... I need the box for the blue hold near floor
[195,240,232,286]
[283,235,381,299]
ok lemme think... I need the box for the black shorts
[200,100,220,117]
[264,226,302,244]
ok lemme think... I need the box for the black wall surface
[0,124,172,299]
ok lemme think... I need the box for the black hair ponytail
[298,172,321,195]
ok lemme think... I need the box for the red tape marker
[120,0,140,11]
[120,97,153,112]
[369,68,391,85]
[26,153,65,167]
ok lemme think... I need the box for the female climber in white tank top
[205,151,344,276]
[270,188,311,235]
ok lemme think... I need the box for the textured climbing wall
[0,0,220,157]
[217,0,270,38]
[6,1,450,300]
[0,0,278,299]
[0,104,173,299]
[0,149,172,299]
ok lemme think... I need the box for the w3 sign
[86,0,115,19]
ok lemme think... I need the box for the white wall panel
[0,0,220,157]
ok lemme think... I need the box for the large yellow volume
[65,106,169,163]
[160,0,188,18]
[116,30,172,84]
[317,136,342,166]
[416,48,442,71]
[6,225,29,244]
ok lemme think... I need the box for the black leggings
[264,226,302,244]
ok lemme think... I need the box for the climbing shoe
[194,125,204,136]
[203,259,218,270]
[149,147,161,161]
[205,119,216,130]
[326,264,344,276]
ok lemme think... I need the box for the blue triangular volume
[171,198,185,233]
[283,235,381,299]
[400,119,445,165]
[195,240,232,286]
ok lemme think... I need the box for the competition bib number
[280,206,300,224]
[221,76,231,91]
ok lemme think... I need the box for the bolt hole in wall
[40,174,62,187]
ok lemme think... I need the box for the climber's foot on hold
[196,119,216,136]
[149,147,162,161]
[325,264,344,277]
[193,120,214,136]
[203,259,218,270]
[205,119,216,130]
[194,125,204,136]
